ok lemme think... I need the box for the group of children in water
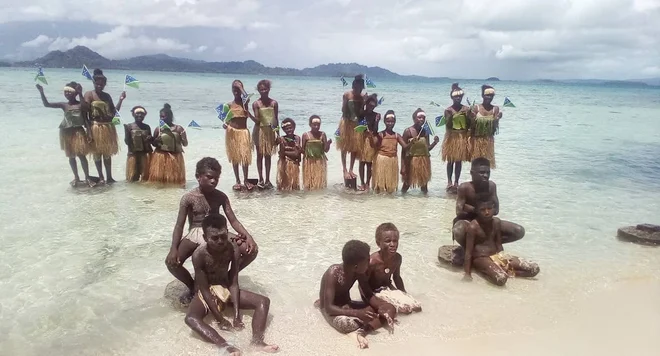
[38,70,501,195]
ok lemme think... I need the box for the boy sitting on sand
[363,223,421,314]
[464,198,540,286]
[185,214,278,355]
[317,240,395,349]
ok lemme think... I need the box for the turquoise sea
[0,68,659,355]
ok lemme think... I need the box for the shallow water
[1,68,659,355]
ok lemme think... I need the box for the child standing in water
[225,80,255,191]
[124,106,153,182]
[251,79,279,190]
[463,198,539,286]
[317,240,395,349]
[301,115,332,190]
[471,85,502,168]
[363,223,422,314]
[358,94,380,191]
[36,82,93,187]
[148,104,187,186]
[338,75,366,180]
[83,69,120,184]
[442,83,472,192]
[370,110,407,194]
[185,213,278,354]
[401,108,440,194]
[275,118,301,191]
[166,157,258,303]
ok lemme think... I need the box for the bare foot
[85,179,97,188]
[244,181,255,191]
[106,177,117,184]
[355,330,369,349]
[70,179,81,187]
[313,299,320,308]
[220,343,241,356]
[216,317,233,331]
[252,341,279,353]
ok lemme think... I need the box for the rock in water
[617,224,660,245]
[437,245,465,267]
[164,279,192,311]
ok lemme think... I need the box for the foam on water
[1,68,659,355]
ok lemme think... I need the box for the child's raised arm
[192,250,226,324]
[392,255,406,292]
[36,85,65,110]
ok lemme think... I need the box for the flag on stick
[34,68,47,85]
[82,65,93,81]
[188,120,201,129]
[503,97,516,107]
[125,75,139,89]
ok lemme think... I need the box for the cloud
[195,45,208,53]
[248,22,279,30]
[243,41,258,52]
[21,35,52,48]
[45,26,191,58]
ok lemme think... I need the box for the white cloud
[248,22,279,30]
[243,41,257,52]
[21,35,53,48]
[213,46,226,55]
[46,26,191,58]
[195,45,208,53]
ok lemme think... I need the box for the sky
[0,0,659,80]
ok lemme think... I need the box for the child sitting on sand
[165,157,258,303]
[464,197,540,286]
[363,223,421,314]
[185,213,278,354]
[317,240,395,349]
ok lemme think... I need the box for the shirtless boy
[453,157,525,247]
[463,198,540,286]
[165,157,258,303]
[317,240,394,349]
[185,213,278,354]
[364,223,421,314]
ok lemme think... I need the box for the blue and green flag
[112,111,122,125]
[340,76,348,87]
[365,77,376,88]
[422,121,435,136]
[354,118,368,133]
[188,120,201,129]
[125,75,139,89]
[159,119,171,131]
[435,115,446,127]
[216,103,234,123]
[35,68,47,85]
[503,97,515,107]
[82,65,93,81]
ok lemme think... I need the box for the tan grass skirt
[90,122,119,157]
[407,156,432,188]
[441,129,470,162]
[60,127,89,158]
[360,135,376,163]
[226,126,253,166]
[126,153,151,182]
[303,157,327,190]
[372,154,399,193]
[146,151,185,185]
[471,136,496,168]
[276,158,300,191]
[253,126,277,156]
[336,119,362,154]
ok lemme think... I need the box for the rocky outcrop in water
[617,224,660,245]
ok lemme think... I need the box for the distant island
[485,77,500,81]
[0,61,10,67]
[10,46,450,81]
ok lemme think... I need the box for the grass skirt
[146,151,186,185]
[60,127,89,158]
[407,156,432,188]
[126,153,151,182]
[372,154,398,193]
[253,126,276,156]
[276,158,300,191]
[90,122,118,157]
[374,288,421,313]
[303,157,327,190]
[360,135,376,163]
[226,126,253,166]
[471,136,496,168]
[441,130,470,162]
[336,119,362,154]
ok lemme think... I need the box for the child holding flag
[147,103,187,186]
[275,118,301,191]
[251,79,279,190]
[338,75,366,181]
[471,85,502,168]
[401,108,439,194]
[442,83,473,192]
[302,115,332,190]
[36,81,94,187]
[124,106,153,182]
[358,94,380,191]
[225,80,255,191]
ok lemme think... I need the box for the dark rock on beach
[164,279,192,311]
[617,224,660,245]
[438,245,465,266]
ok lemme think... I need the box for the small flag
[159,119,171,131]
[365,76,376,88]
[216,103,234,123]
[112,111,121,126]
[422,121,435,136]
[354,118,368,133]
[429,101,441,107]
[377,97,384,106]
[435,115,446,127]
[503,97,516,108]
[340,76,348,87]
[125,75,139,89]
[283,136,295,143]
[467,97,478,110]
[334,127,341,139]
[241,92,254,104]
[34,68,47,85]
[82,65,93,81]
[188,120,201,129]
[271,124,280,133]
